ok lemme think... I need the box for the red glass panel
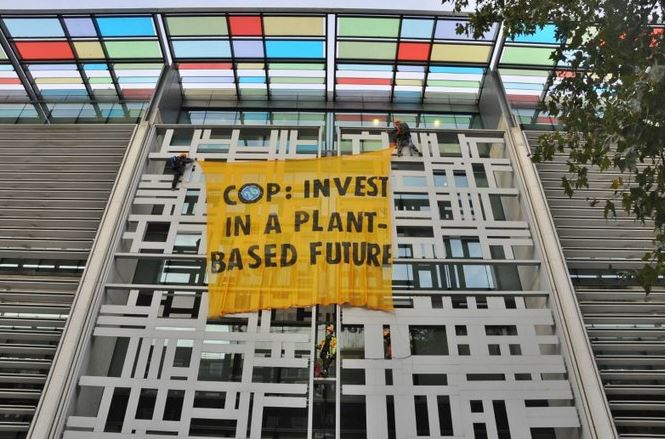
[15,41,74,60]
[0,78,21,85]
[397,42,430,61]
[337,78,391,85]
[228,16,262,36]
[122,88,154,99]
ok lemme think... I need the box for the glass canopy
[0,12,566,108]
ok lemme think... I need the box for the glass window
[197,353,243,381]
[394,193,430,211]
[453,171,468,187]
[433,171,447,187]
[403,175,427,187]
[410,325,448,355]
[438,201,453,220]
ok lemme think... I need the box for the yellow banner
[200,149,393,317]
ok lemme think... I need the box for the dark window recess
[182,189,199,215]
[455,325,467,336]
[414,395,430,436]
[473,163,489,188]
[135,388,157,420]
[174,346,192,367]
[489,195,506,220]
[391,161,424,171]
[252,367,309,384]
[488,344,501,356]
[144,222,170,242]
[387,395,396,439]
[198,353,243,382]
[431,295,443,308]
[470,400,484,413]
[467,374,506,381]
[413,374,447,386]
[490,245,506,259]
[476,296,488,309]
[104,388,130,432]
[396,226,434,237]
[189,418,236,437]
[509,344,522,355]
[505,297,516,309]
[193,391,226,409]
[515,373,532,381]
[262,406,308,439]
[107,337,129,377]
[485,325,518,336]
[474,423,489,439]
[452,297,468,309]
[438,201,454,220]
[385,369,393,385]
[493,400,512,439]
[394,193,430,211]
[458,344,470,355]
[170,129,194,146]
[341,368,366,385]
[410,326,448,355]
[163,390,184,421]
[531,428,557,439]
[437,396,454,436]
[341,395,366,439]
[525,400,549,407]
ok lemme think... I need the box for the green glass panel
[104,41,162,59]
[0,46,7,60]
[114,63,163,69]
[499,68,549,78]
[338,17,399,37]
[89,77,113,84]
[269,63,324,70]
[500,47,554,66]
[337,42,396,60]
[271,77,324,84]
[166,16,227,36]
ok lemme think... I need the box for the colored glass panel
[337,41,396,60]
[401,19,434,39]
[228,16,262,36]
[268,63,324,70]
[172,40,231,58]
[0,46,7,61]
[397,42,430,61]
[96,17,156,37]
[104,41,162,59]
[435,20,497,41]
[263,16,324,36]
[166,16,227,36]
[63,17,97,37]
[15,41,74,60]
[338,17,399,37]
[3,18,64,37]
[265,41,324,58]
[500,47,555,66]
[511,24,559,44]
[430,44,491,63]
[232,40,264,57]
[73,41,105,59]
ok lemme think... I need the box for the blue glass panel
[239,77,265,83]
[265,41,324,58]
[511,24,559,44]
[96,17,156,37]
[429,66,484,74]
[232,40,264,57]
[83,63,109,70]
[401,19,434,39]
[172,40,231,58]
[435,20,496,40]
[64,17,97,37]
[3,18,64,37]
[338,64,393,71]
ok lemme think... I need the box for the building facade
[0,3,656,439]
